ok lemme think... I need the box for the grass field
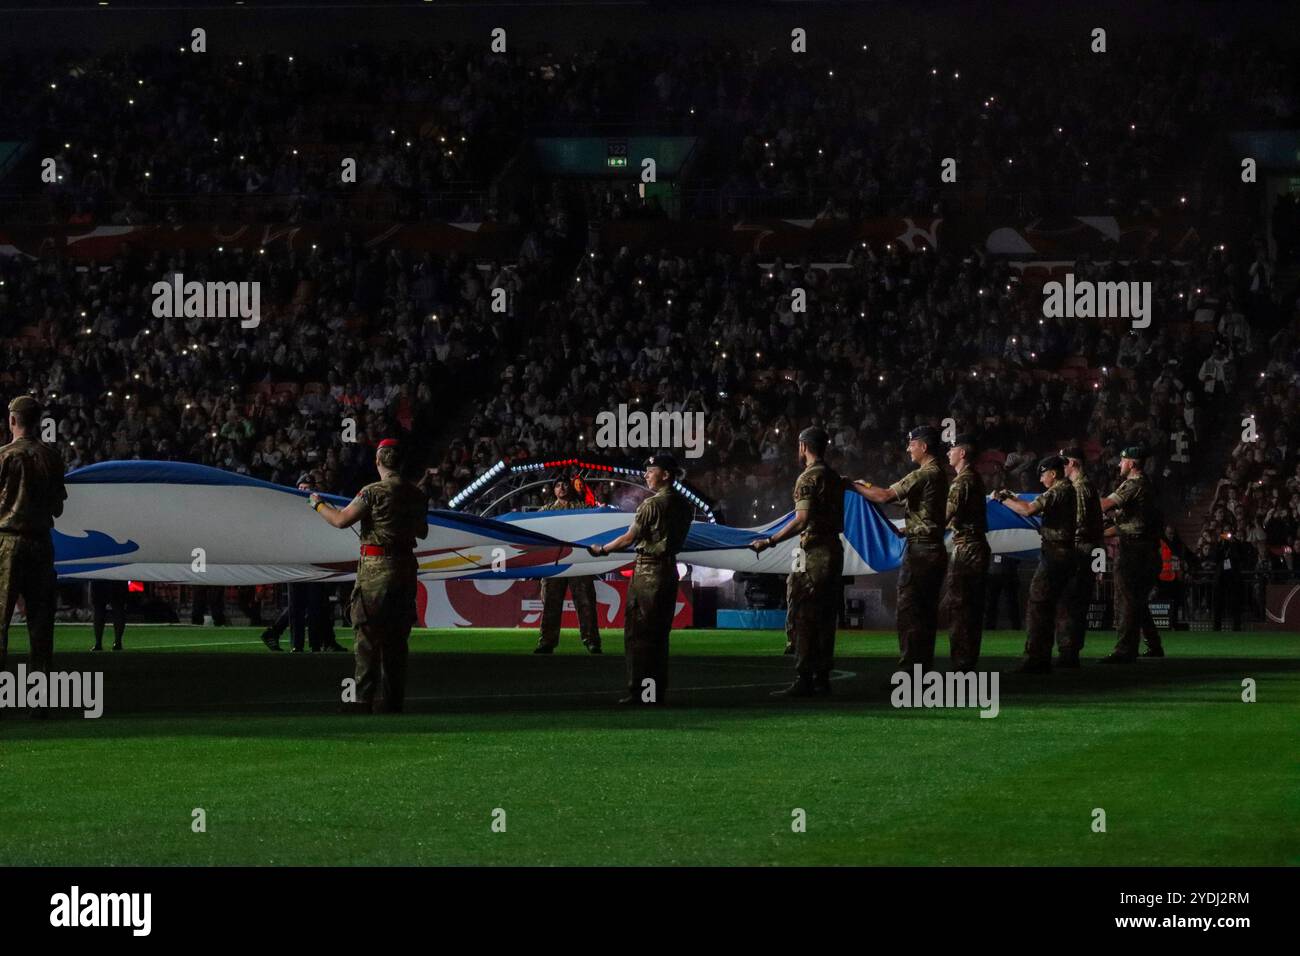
[1,625,1296,866]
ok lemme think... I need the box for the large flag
[54,461,1043,584]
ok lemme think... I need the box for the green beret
[1121,446,1145,460]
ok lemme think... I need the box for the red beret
[378,438,400,449]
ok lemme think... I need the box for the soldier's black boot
[771,675,816,698]
[813,672,832,696]
[783,641,795,655]
[90,642,103,652]
[1057,649,1081,668]
[1099,653,1136,664]
[582,639,602,655]
[533,644,555,655]
[1141,647,1165,658]
[111,641,123,652]
[1013,657,1052,675]
[259,629,283,652]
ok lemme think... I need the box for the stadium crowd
[0,31,1298,626]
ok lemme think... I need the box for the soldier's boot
[813,672,832,696]
[1013,657,1052,675]
[1141,646,1165,658]
[1141,629,1165,657]
[582,638,602,655]
[1056,648,1081,668]
[90,641,103,651]
[533,643,555,655]
[783,641,795,655]
[771,675,816,699]
[1099,652,1136,664]
[111,641,123,652]
[259,628,283,652]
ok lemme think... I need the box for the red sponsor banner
[600,216,941,257]
[417,578,693,629]
[0,222,520,260]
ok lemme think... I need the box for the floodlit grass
[1,625,1296,866]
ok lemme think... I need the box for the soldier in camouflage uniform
[0,396,67,678]
[311,439,429,713]
[996,455,1077,673]
[853,425,949,670]
[750,426,845,698]
[942,434,989,670]
[1057,447,1104,667]
[536,477,601,654]
[588,453,693,705]
[1100,446,1164,662]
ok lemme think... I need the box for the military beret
[645,452,680,474]
[377,438,400,449]
[798,425,829,446]
[1121,445,1145,460]
[908,425,941,446]
[1038,455,1066,475]
[296,472,314,487]
[8,395,39,415]
[1060,446,1086,463]
[951,432,979,451]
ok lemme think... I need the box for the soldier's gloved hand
[587,544,605,557]
[749,537,771,554]
[995,489,1012,502]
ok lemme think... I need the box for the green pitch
[1,625,1296,866]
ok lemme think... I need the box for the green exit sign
[607,139,628,168]
[606,156,627,168]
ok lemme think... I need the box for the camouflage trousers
[897,542,949,669]
[1057,547,1098,655]
[538,575,600,648]
[941,540,989,669]
[1024,547,1074,663]
[787,546,843,679]
[1113,540,1162,658]
[624,555,678,704]
[351,554,418,713]
[0,533,57,674]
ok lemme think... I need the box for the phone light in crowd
[953,71,960,79]
[1129,123,1136,130]
[92,153,98,159]
[931,69,937,76]
[49,82,56,89]
[128,98,134,105]
[1180,196,1187,204]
